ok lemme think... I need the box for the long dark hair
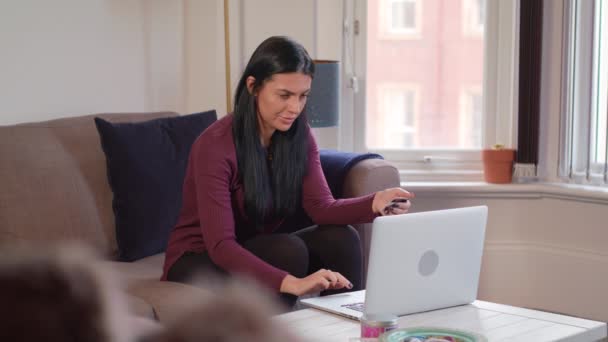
[233,36,314,224]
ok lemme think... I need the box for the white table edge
[277,301,608,342]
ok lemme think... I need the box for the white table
[275,300,607,341]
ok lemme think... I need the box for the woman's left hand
[372,187,414,216]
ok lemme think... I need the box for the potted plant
[482,144,516,183]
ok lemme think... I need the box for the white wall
[0,0,145,124]
[141,0,185,113]
[183,0,227,117]
[0,0,340,148]
[0,0,226,125]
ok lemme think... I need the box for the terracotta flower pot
[482,148,515,183]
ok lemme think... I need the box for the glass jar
[360,313,399,338]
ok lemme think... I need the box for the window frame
[342,0,520,182]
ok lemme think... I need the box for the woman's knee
[318,224,361,248]
[243,234,309,278]
[270,234,309,266]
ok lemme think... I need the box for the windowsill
[400,181,608,204]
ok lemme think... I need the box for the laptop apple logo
[418,250,439,276]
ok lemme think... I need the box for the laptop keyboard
[341,302,365,312]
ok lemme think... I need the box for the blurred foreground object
[141,274,301,342]
[0,243,137,342]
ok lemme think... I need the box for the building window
[372,84,419,149]
[560,0,608,185]
[459,88,483,148]
[379,0,422,39]
[390,0,417,32]
[463,0,485,37]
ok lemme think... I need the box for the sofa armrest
[341,158,400,284]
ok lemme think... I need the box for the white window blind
[560,0,608,185]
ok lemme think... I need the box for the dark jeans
[166,224,363,309]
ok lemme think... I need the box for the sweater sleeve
[302,129,379,224]
[191,137,288,290]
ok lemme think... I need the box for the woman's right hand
[280,269,353,296]
[372,187,414,215]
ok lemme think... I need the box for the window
[343,0,518,181]
[379,0,422,39]
[372,1,484,151]
[560,0,608,185]
[463,0,486,36]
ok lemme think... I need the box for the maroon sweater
[161,115,378,290]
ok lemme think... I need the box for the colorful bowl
[379,327,488,342]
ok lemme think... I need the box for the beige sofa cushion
[0,112,176,257]
[127,279,214,323]
[127,293,156,319]
[101,253,165,284]
[101,253,213,322]
[100,254,163,319]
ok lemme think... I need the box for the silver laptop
[300,206,488,320]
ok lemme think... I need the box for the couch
[0,111,400,323]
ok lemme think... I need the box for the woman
[161,36,413,308]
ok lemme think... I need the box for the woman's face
[248,72,312,138]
